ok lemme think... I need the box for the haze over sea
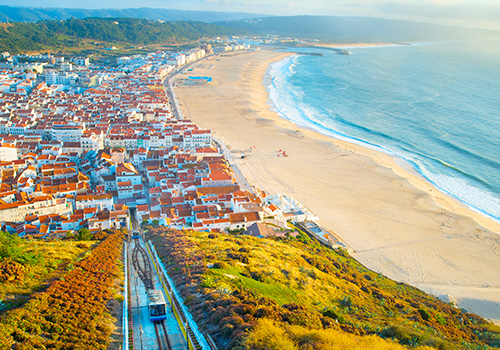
[268,40,500,221]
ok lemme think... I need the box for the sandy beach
[174,49,500,324]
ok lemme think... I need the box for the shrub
[244,318,298,350]
[435,313,447,326]
[77,228,93,241]
[322,308,345,323]
[213,261,226,269]
[0,259,26,282]
[0,231,124,348]
[381,325,423,345]
[418,308,431,321]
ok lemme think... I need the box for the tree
[77,228,93,241]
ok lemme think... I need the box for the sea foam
[267,42,500,221]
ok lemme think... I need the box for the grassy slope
[147,227,500,350]
[0,231,125,349]
[0,238,96,312]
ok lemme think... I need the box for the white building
[7,124,29,136]
[45,71,78,86]
[0,143,18,161]
[184,129,211,149]
[264,193,319,223]
[115,163,142,186]
[0,197,73,223]
[76,194,113,211]
[50,125,84,143]
[61,63,73,71]
[117,57,131,65]
[81,131,103,151]
[75,58,90,66]
[166,53,186,67]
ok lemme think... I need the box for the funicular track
[132,242,154,290]
[153,320,174,350]
[132,238,172,350]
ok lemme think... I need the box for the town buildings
[0,45,264,238]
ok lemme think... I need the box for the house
[201,170,233,188]
[243,222,280,238]
[75,194,113,211]
[228,211,261,231]
[116,162,141,186]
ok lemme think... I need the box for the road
[212,138,255,194]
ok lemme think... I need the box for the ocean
[268,40,500,220]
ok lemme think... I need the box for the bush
[0,231,43,266]
[213,261,226,269]
[435,314,447,326]
[77,228,93,241]
[418,308,431,321]
[382,325,414,344]
[0,259,26,282]
[244,318,298,350]
[0,232,125,348]
[322,308,345,323]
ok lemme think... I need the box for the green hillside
[0,6,268,23]
[0,231,97,313]
[0,230,125,349]
[146,226,500,350]
[0,17,241,53]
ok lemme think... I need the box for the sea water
[268,40,500,220]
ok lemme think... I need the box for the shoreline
[265,53,500,225]
[264,52,500,234]
[174,49,500,323]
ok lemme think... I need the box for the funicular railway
[131,236,174,350]
[128,206,186,350]
[128,207,216,350]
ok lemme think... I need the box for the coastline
[174,49,500,323]
[267,53,500,225]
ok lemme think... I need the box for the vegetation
[0,231,97,312]
[0,17,241,53]
[245,318,433,350]
[0,230,124,349]
[146,226,500,350]
[0,6,266,24]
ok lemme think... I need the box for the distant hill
[218,15,500,43]
[0,17,242,54]
[0,6,268,23]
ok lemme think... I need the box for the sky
[1,0,500,29]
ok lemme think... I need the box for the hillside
[146,226,500,349]
[0,6,268,24]
[0,17,241,54]
[0,230,125,349]
[0,230,97,313]
[218,15,500,43]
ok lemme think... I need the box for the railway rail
[131,238,174,350]
[131,240,154,290]
[153,320,174,350]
